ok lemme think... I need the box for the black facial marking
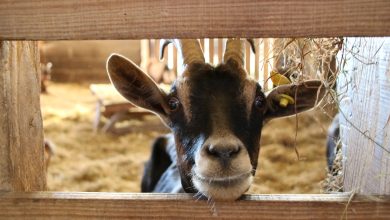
[169,63,267,191]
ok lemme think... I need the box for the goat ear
[106,54,169,119]
[265,80,326,120]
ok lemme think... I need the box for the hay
[42,83,332,193]
[321,140,344,193]
[269,38,344,193]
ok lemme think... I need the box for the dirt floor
[42,82,333,193]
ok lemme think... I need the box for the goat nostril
[232,146,241,155]
[206,145,241,159]
[206,146,218,157]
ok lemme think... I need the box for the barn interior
[40,39,339,194]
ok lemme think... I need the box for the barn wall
[338,38,390,195]
[41,40,141,83]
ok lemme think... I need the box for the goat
[106,39,326,201]
[326,113,340,172]
[40,62,52,93]
[43,139,55,173]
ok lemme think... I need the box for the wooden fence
[0,0,390,219]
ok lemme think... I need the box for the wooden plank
[0,0,389,40]
[163,42,168,62]
[140,39,150,70]
[254,39,260,81]
[200,39,205,51]
[154,39,160,59]
[209,38,214,65]
[263,39,270,89]
[0,41,45,191]
[338,38,390,195]
[173,46,177,77]
[245,42,251,73]
[218,38,223,63]
[0,192,389,219]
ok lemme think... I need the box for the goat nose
[206,144,241,159]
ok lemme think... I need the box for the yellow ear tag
[270,71,295,108]
[270,71,291,86]
[276,94,295,108]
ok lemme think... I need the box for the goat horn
[223,39,256,66]
[160,39,205,66]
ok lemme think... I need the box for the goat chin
[192,174,253,201]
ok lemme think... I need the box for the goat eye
[168,97,180,111]
[254,96,265,108]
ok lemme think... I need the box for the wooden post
[153,39,160,59]
[217,38,223,64]
[245,43,251,74]
[338,38,390,195]
[254,39,260,81]
[0,41,45,192]
[139,40,150,71]
[209,38,214,65]
[200,39,205,52]
[173,47,177,77]
[263,39,270,89]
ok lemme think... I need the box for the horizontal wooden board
[0,192,390,219]
[0,0,389,40]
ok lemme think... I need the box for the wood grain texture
[255,39,260,80]
[217,39,223,63]
[173,46,177,76]
[245,43,251,73]
[263,39,270,89]
[209,39,214,64]
[0,192,389,219]
[0,41,45,191]
[338,38,390,195]
[0,0,389,40]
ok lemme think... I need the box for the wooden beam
[0,0,389,40]
[217,39,223,63]
[263,39,270,89]
[254,39,260,81]
[200,39,205,52]
[209,39,214,64]
[245,43,251,74]
[0,192,389,219]
[0,41,45,191]
[338,38,390,195]
[154,39,160,59]
[173,46,178,77]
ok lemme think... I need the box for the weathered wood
[0,41,45,191]
[173,46,177,76]
[1,0,389,40]
[254,39,260,81]
[209,39,214,65]
[245,43,251,73]
[154,39,160,59]
[338,38,390,195]
[0,192,389,219]
[217,39,223,63]
[263,39,270,89]
[200,39,205,52]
